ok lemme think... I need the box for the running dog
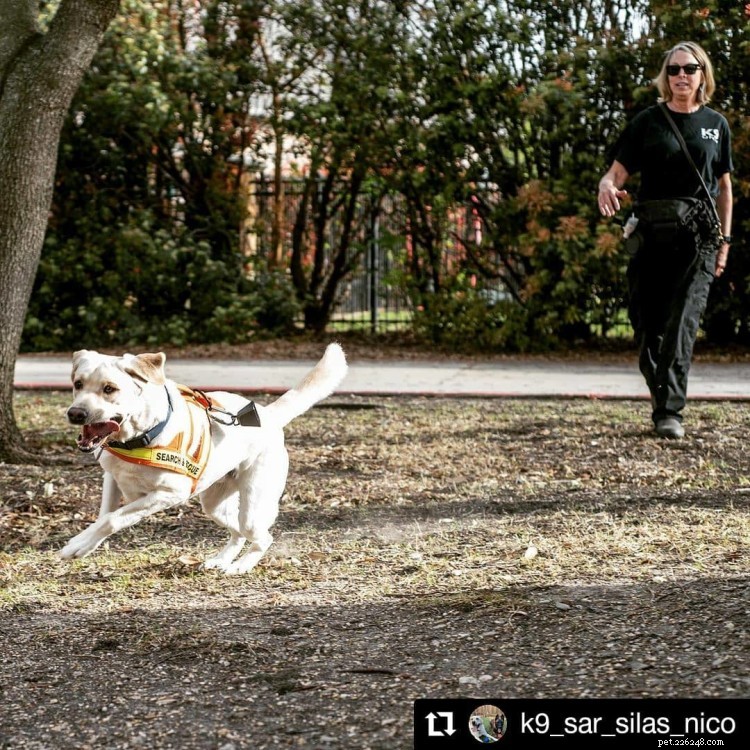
[62,344,347,574]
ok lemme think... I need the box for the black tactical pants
[626,232,717,424]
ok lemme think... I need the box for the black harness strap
[108,387,174,450]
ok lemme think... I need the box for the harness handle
[192,389,261,428]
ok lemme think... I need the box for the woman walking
[598,41,734,439]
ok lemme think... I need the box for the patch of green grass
[13,391,72,453]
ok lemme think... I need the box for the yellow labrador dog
[62,344,347,574]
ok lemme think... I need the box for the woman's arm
[715,172,732,277]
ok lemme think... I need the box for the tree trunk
[270,95,285,269]
[0,0,119,462]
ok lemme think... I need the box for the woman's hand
[598,183,628,217]
[598,160,630,217]
[715,243,730,277]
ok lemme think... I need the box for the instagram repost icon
[469,705,507,743]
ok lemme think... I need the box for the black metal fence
[245,178,496,332]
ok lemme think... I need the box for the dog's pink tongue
[83,421,120,440]
[78,421,121,451]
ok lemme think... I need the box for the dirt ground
[1,391,749,749]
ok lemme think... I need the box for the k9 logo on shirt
[701,128,719,142]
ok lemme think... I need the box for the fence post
[369,209,379,333]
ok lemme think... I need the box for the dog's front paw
[60,527,105,559]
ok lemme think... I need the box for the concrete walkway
[13,355,750,400]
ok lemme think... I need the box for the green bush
[248,269,302,336]
[411,278,538,353]
[23,210,265,351]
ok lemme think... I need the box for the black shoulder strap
[658,102,721,225]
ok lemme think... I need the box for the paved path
[13,355,750,400]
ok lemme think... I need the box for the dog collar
[107,387,173,450]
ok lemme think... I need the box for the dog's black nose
[67,407,88,425]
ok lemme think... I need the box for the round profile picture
[469,705,507,743]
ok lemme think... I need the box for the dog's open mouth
[77,420,121,452]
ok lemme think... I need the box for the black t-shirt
[614,104,733,201]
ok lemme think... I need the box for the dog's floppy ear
[123,352,166,385]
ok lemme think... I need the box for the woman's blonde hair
[654,41,715,105]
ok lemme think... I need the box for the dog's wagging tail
[61,344,348,574]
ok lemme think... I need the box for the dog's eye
[73,380,83,390]
[103,384,118,395]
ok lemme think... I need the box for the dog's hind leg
[203,528,246,570]
[200,480,248,570]
[222,447,289,575]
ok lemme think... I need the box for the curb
[13,382,750,401]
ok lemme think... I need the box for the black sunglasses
[666,63,702,76]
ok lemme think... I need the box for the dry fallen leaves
[1,392,749,748]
